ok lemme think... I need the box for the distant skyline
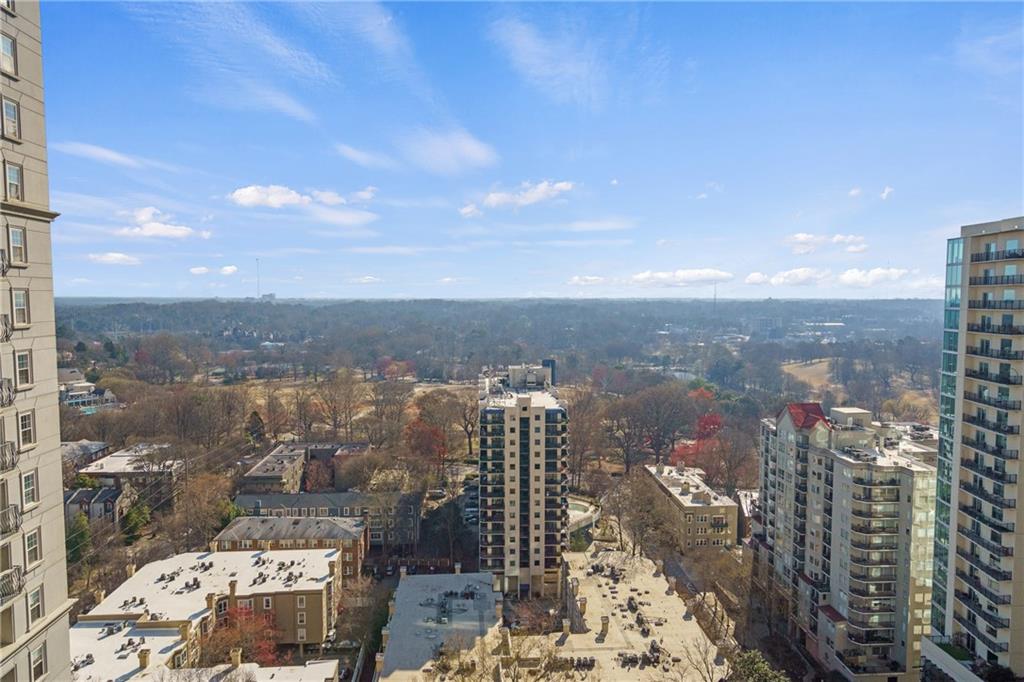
[44,2,1022,299]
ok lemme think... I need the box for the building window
[216,599,227,616]
[0,34,15,75]
[344,566,352,576]
[5,162,22,201]
[29,642,46,681]
[12,289,29,325]
[8,225,25,263]
[263,596,272,610]
[1,1,15,14]
[297,628,306,642]
[297,611,306,625]
[2,97,18,139]
[296,595,305,609]
[27,586,43,623]
[25,528,41,565]
[21,468,37,506]
[15,350,32,387]
[19,410,34,447]
[237,598,253,611]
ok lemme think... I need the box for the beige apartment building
[69,549,344,680]
[644,464,739,548]
[752,404,935,680]
[238,448,306,494]
[922,217,1024,681]
[478,363,568,598]
[1,3,74,681]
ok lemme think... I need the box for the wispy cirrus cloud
[128,3,333,122]
[568,275,607,286]
[335,143,399,170]
[786,232,869,254]
[397,129,497,175]
[483,180,574,210]
[89,252,141,266]
[955,21,1024,77]
[52,142,178,171]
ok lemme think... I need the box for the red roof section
[783,403,831,430]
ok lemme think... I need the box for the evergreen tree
[66,512,91,563]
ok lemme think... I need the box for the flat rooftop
[481,388,562,409]
[87,549,339,624]
[244,450,304,478]
[215,516,365,543]
[646,465,737,508]
[78,443,181,475]
[544,550,727,681]
[826,445,935,473]
[379,572,500,681]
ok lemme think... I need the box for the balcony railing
[958,524,1013,557]
[956,568,1011,605]
[963,414,1021,435]
[953,612,1009,652]
[971,274,1024,286]
[851,524,899,536]
[849,553,898,567]
[962,436,1018,460]
[967,322,1024,336]
[969,300,1024,311]
[972,248,1024,263]
[851,476,900,487]
[850,508,900,520]
[850,569,898,582]
[847,630,895,646]
[965,368,1023,385]
[0,441,17,473]
[966,345,1024,361]
[0,504,20,536]
[849,586,896,598]
[0,565,24,602]
[851,539,898,551]
[847,601,895,614]
[956,547,1012,581]
[961,481,1016,509]
[955,590,1010,629]
[0,378,15,408]
[0,314,10,343]
[959,503,1015,534]
[964,391,1022,410]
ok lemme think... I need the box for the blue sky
[44,2,1023,299]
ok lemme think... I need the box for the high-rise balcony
[971,274,1024,286]
[953,612,1009,652]
[851,523,899,536]
[0,565,24,603]
[0,379,11,408]
[961,481,1016,509]
[960,458,1018,484]
[958,524,1013,557]
[966,345,1024,361]
[849,553,897,568]
[967,322,1024,335]
[851,539,898,551]
[959,503,1015,534]
[850,507,900,520]
[955,590,1010,629]
[969,300,1024,311]
[966,368,1023,386]
[0,315,10,343]
[0,441,16,473]
[962,436,1018,460]
[848,615,897,630]
[956,568,1011,605]
[963,414,1021,435]
[847,600,895,615]
[964,391,1022,410]
[851,476,900,487]
[956,547,1012,581]
[971,248,1024,263]
[849,585,896,598]
[850,568,898,582]
[0,505,20,536]
[847,629,895,646]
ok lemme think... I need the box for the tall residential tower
[1,2,74,681]
[478,363,568,598]
[752,404,935,680]
[923,217,1024,680]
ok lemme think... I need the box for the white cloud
[310,190,346,206]
[89,252,141,266]
[229,185,311,208]
[880,186,895,200]
[189,266,210,275]
[52,142,172,170]
[565,218,635,232]
[630,268,733,287]
[838,267,909,288]
[568,275,606,286]
[907,274,944,292]
[351,275,382,284]
[832,234,868,253]
[398,129,497,175]
[786,232,828,255]
[768,268,830,286]
[115,206,209,240]
[438,277,460,284]
[955,23,1024,77]
[305,205,379,230]
[335,143,398,170]
[848,187,862,197]
[220,265,239,275]
[483,180,574,209]
[744,272,769,285]
[351,186,378,202]
[845,243,868,254]
[695,193,708,200]
[610,178,619,186]
[489,17,605,107]
[459,203,483,219]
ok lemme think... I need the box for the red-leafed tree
[405,418,449,481]
[199,607,290,667]
[305,459,333,492]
